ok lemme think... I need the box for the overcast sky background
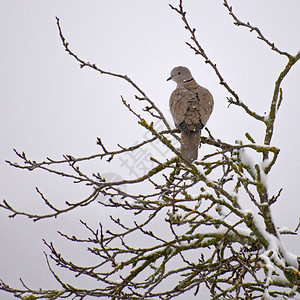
[1,1,300,299]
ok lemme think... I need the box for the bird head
[167,66,193,86]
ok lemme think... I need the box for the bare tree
[1,1,300,299]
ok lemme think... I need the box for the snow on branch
[1,1,300,299]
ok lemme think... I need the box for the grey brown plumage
[168,66,214,163]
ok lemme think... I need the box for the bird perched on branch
[168,66,214,163]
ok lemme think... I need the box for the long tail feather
[180,131,201,163]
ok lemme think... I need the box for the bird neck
[177,77,194,87]
[183,77,194,83]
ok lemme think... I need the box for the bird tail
[180,131,201,163]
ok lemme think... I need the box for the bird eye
[178,72,181,75]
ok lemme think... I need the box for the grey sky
[0,0,300,299]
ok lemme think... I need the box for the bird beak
[167,76,173,81]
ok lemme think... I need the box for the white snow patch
[239,147,256,177]
[259,159,271,187]
[277,226,290,233]
[263,289,271,300]
[264,114,270,122]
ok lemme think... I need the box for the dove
[168,66,214,163]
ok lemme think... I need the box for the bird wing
[190,82,214,126]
